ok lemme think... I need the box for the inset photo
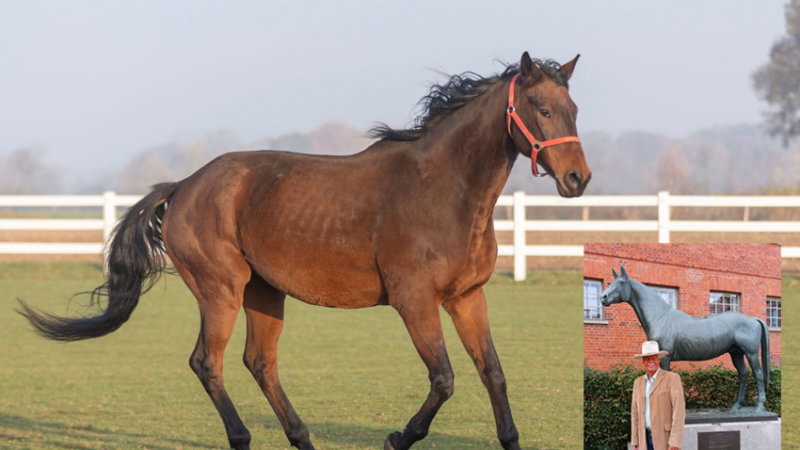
[583,243,781,450]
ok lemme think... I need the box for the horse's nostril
[566,171,583,190]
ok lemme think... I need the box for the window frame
[766,297,781,330]
[709,291,740,315]
[646,285,678,310]
[584,278,607,324]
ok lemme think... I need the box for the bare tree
[654,145,693,194]
[753,0,800,145]
[693,143,725,194]
[0,147,64,194]
[115,146,182,194]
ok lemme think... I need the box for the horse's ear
[620,265,628,277]
[520,51,543,84]
[612,269,618,280]
[561,54,580,81]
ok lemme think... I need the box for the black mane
[369,59,568,142]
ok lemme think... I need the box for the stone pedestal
[682,408,780,450]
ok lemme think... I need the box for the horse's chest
[467,234,498,272]
[437,226,497,298]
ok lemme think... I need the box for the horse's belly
[240,191,386,308]
[288,266,386,309]
[246,242,386,309]
[674,330,733,361]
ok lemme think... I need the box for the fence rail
[0,191,798,280]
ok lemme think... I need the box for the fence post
[103,191,116,271]
[658,190,670,243]
[513,191,526,281]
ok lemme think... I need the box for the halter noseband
[506,73,581,177]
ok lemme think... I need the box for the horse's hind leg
[385,291,454,450]
[242,275,314,450]
[745,350,767,411]
[172,250,253,449]
[443,288,520,450]
[730,350,748,410]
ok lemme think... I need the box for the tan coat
[631,370,686,450]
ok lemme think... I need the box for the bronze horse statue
[18,52,591,450]
[600,265,770,411]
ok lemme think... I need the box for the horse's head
[600,265,632,307]
[511,52,591,198]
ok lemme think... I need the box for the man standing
[631,341,685,450]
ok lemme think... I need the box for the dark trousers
[646,430,654,450]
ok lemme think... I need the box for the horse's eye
[539,109,551,118]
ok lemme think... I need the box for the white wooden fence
[0,192,140,255]
[1,191,799,281]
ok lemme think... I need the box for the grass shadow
[265,419,520,450]
[0,412,217,449]
[1,412,539,449]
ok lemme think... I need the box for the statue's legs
[745,351,767,411]
[658,355,671,372]
[730,350,748,410]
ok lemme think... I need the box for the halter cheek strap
[506,73,581,177]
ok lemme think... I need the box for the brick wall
[584,243,782,370]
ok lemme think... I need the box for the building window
[584,279,604,320]
[767,297,781,329]
[648,285,678,309]
[710,292,739,315]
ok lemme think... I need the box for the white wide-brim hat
[633,341,669,359]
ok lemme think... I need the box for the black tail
[17,182,179,341]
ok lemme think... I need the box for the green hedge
[584,363,781,450]
[677,363,781,413]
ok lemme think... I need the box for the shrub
[584,363,643,450]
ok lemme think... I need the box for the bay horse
[18,52,591,450]
[600,265,770,411]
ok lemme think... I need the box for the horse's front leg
[443,288,521,450]
[385,288,454,450]
[659,354,671,372]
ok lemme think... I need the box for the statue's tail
[758,318,770,391]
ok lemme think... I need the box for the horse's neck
[629,280,671,337]
[421,80,516,218]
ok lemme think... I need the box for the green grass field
[783,275,799,449]
[0,264,582,450]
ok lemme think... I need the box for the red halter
[506,73,581,177]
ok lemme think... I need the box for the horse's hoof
[229,433,251,450]
[384,431,402,450]
[756,405,767,412]
[500,438,522,450]
[731,403,742,411]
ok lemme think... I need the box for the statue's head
[600,265,632,307]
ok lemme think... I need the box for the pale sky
[0,0,788,175]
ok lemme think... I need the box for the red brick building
[584,243,781,370]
